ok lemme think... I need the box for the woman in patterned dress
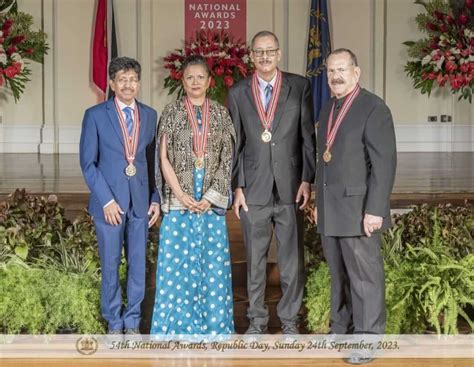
[151,55,235,336]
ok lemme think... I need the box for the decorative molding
[1,123,472,154]
[0,124,80,154]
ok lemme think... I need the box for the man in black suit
[314,48,396,364]
[229,30,316,334]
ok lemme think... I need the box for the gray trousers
[240,191,305,326]
[321,234,386,334]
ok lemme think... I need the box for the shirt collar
[257,73,277,90]
[115,97,136,111]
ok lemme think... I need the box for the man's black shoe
[281,324,299,335]
[343,351,375,365]
[245,323,268,334]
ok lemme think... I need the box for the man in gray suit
[314,48,396,364]
[229,30,316,334]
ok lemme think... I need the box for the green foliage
[304,262,331,333]
[0,190,69,262]
[387,203,473,259]
[305,204,473,335]
[0,189,159,333]
[9,11,49,63]
[384,207,473,334]
[0,260,105,334]
[405,61,435,96]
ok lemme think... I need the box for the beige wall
[0,0,472,153]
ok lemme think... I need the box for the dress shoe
[107,329,123,335]
[281,324,299,335]
[124,328,140,335]
[343,351,375,365]
[245,323,268,334]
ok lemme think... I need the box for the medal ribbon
[184,97,210,158]
[326,84,361,151]
[114,97,140,165]
[251,69,282,132]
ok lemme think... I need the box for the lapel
[105,98,125,148]
[320,98,334,146]
[243,74,291,135]
[243,78,258,116]
[106,98,147,149]
[270,73,290,135]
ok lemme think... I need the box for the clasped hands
[177,191,211,214]
[103,201,160,228]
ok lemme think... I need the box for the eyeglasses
[115,78,139,86]
[252,48,279,58]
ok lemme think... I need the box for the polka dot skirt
[150,168,234,336]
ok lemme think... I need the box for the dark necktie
[123,107,133,135]
[333,98,344,123]
[264,84,273,111]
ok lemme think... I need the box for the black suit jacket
[228,72,316,205]
[316,88,397,236]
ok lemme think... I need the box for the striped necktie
[123,107,133,135]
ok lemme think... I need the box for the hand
[313,206,318,224]
[196,199,211,213]
[363,213,383,237]
[148,203,161,228]
[232,188,248,220]
[177,191,199,213]
[103,200,124,226]
[296,182,311,210]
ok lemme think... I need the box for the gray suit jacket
[316,88,397,236]
[228,72,316,205]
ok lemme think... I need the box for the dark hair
[251,30,280,49]
[108,57,141,80]
[326,48,358,67]
[181,55,211,76]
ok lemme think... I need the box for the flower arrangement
[0,1,48,102]
[163,30,253,104]
[403,0,474,102]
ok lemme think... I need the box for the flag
[92,0,117,99]
[306,0,331,123]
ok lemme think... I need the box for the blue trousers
[94,207,148,331]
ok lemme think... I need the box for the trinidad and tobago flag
[92,0,117,100]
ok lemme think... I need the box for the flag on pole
[306,0,331,123]
[92,0,117,99]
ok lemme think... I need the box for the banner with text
[185,0,246,42]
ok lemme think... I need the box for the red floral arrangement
[0,3,48,102]
[404,0,473,102]
[163,30,253,104]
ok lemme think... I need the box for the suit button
[324,182,327,186]
[271,142,276,146]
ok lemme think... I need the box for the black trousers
[321,234,386,334]
[240,189,305,326]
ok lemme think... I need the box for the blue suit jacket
[80,98,159,219]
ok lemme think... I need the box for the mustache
[331,79,345,85]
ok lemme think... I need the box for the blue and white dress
[151,167,234,336]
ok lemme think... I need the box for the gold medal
[323,150,332,163]
[195,157,204,169]
[261,129,272,143]
[125,163,136,176]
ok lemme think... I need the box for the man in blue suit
[80,57,160,334]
